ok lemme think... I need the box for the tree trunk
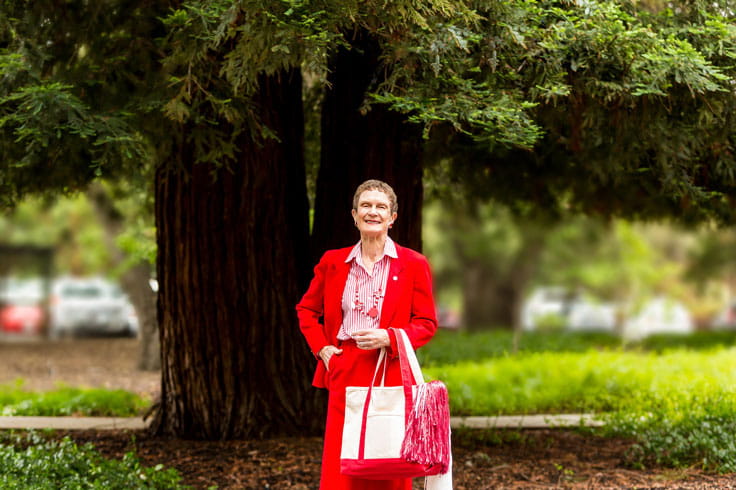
[312,30,423,262]
[462,263,517,330]
[151,69,324,439]
[86,183,160,370]
[128,263,160,371]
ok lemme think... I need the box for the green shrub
[426,347,736,417]
[424,339,736,473]
[0,432,186,488]
[636,330,736,352]
[605,399,736,473]
[418,329,621,366]
[419,329,736,367]
[0,383,149,417]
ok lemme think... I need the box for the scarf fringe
[400,380,451,474]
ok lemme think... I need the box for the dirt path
[0,338,159,398]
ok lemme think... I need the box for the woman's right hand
[319,345,343,371]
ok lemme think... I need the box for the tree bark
[86,183,160,370]
[312,30,424,262]
[462,263,516,330]
[151,69,324,439]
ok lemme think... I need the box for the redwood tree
[312,30,424,259]
[151,72,322,438]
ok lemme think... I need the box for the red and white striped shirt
[337,238,398,340]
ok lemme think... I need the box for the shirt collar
[345,236,398,263]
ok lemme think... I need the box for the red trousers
[319,340,412,490]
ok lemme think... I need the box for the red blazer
[296,243,438,388]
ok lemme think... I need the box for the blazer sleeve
[296,253,331,358]
[389,253,438,355]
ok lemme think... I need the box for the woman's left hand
[351,329,390,350]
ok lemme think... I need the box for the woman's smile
[352,189,396,237]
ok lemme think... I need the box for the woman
[297,179,438,489]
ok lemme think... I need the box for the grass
[421,328,736,472]
[425,347,736,416]
[0,381,148,417]
[0,432,186,488]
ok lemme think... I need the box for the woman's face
[352,189,397,238]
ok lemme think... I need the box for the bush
[421,330,736,473]
[0,382,148,417]
[418,329,621,366]
[425,347,736,416]
[0,432,186,488]
[419,329,736,367]
[605,400,736,473]
[636,330,736,352]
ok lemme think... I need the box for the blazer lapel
[325,257,351,333]
[380,248,406,329]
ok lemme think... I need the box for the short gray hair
[352,179,398,214]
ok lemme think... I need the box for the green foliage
[159,0,480,162]
[0,0,164,206]
[0,76,145,206]
[0,383,148,417]
[418,329,623,366]
[5,0,736,225]
[686,227,736,285]
[421,0,736,225]
[427,344,736,417]
[423,330,736,472]
[0,195,111,275]
[606,401,736,472]
[0,433,186,489]
[536,220,696,304]
[637,330,736,352]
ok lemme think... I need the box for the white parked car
[622,296,694,341]
[521,287,577,331]
[567,302,617,332]
[49,277,136,338]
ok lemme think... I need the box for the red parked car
[0,304,44,334]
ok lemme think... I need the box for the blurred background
[2,185,734,345]
[0,183,158,370]
[424,194,736,340]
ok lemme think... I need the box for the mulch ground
[4,338,736,488]
[61,428,736,489]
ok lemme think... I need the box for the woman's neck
[360,235,386,262]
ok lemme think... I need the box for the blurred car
[622,296,694,341]
[0,277,45,305]
[0,277,47,335]
[567,302,617,332]
[49,277,136,338]
[521,287,578,331]
[0,304,44,334]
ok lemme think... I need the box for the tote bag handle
[357,328,424,459]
